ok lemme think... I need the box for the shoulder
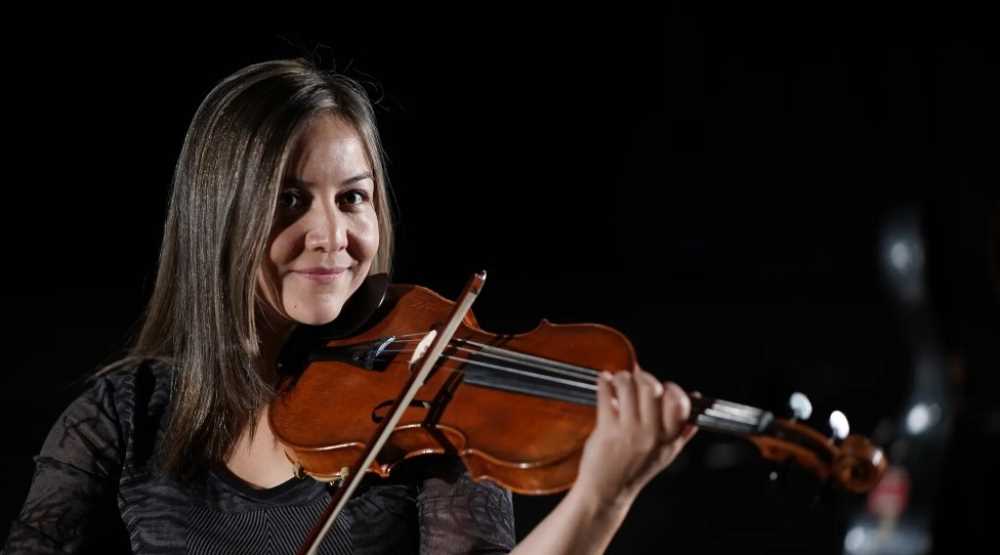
[6,360,174,553]
[89,358,175,427]
[39,358,176,475]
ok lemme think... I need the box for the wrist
[566,479,635,525]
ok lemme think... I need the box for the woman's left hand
[573,368,698,511]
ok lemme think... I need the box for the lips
[295,267,348,275]
[291,266,350,284]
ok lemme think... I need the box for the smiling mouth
[293,268,350,283]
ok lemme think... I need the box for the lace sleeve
[416,456,515,555]
[3,376,130,553]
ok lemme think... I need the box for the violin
[269,272,887,553]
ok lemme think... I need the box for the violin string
[364,337,601,396]
[318,334,601,401]
[411,353,599,393]
[375,346,768,430]
[459,338,598,375]
[344,338,768,430]
[386,335,600,378]
[343,337,765,418]
[379,340,600,382]
[373,348,601,391]
[391,332,433,341]
[372,350,599,392]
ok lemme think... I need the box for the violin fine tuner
[328,467,350,487]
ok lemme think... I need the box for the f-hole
[371,399,432,423]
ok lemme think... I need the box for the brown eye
[339,190,369,207]
[278,188,307,211]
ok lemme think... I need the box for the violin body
[270,283,634,494]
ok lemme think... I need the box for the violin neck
[689,396,775,437]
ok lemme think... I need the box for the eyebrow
[283,172,374,187]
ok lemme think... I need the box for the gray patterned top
[3,362,515,554]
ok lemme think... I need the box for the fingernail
[600,371,613,382]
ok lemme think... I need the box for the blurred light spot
[789,391,813,420]
[844,525,867,554]
[890,241,913,271]
[830,410,850,440]
[906,403,939,435]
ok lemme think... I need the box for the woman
[4,58,696,554]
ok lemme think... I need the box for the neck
[226,404,298,489]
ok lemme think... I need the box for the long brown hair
[125,58,395,478]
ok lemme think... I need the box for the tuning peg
[829,410,850,441]
[788,391,813,421]
[766,393,808,489]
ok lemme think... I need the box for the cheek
[353,212,381,263]
[268,225,300,267]
[256,258,285,315]
[255,226,299,315]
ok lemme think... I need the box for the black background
[2,9,997,554]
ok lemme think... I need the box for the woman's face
[260,114,379,326]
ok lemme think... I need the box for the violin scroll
[833,434,887,493]
[722,413,887,493]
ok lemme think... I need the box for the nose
[304,197,348,253]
